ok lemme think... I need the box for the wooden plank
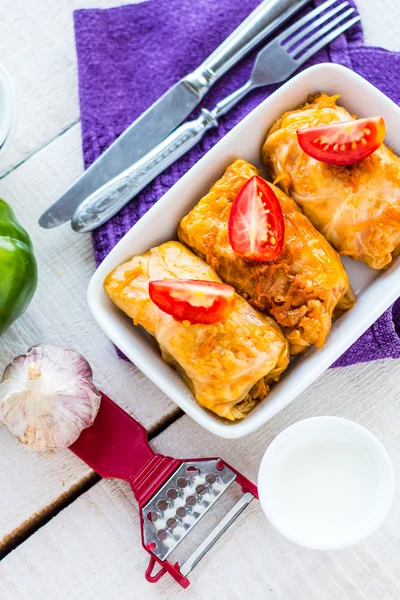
[0,123,178,547]
[1,359,400,599]
[0,0,133,177]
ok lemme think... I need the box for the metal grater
[69,393,258,588]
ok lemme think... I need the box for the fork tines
[279,0,360,63]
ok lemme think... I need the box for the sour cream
[258,417,394,550]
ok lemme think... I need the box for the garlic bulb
[0,344,101,450]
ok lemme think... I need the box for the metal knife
[71,0,359,233]
[39,0,311,229]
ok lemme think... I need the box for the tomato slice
[297,116,386,166]
[228,176,284,261]
[148,279,235,324]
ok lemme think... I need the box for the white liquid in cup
[258,417,394,550]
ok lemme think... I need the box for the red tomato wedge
[228,176,284,262]
[297,116,386,166]
[148,279,235,324]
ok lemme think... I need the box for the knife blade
[39,0,310,229]
[39,81,199,228]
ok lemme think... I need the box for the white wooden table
[1,1,400,598]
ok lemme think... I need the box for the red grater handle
[69,393,257,589]
[70,392,156,482]
[70,392,180,506]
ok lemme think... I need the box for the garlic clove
[0,344,101,450]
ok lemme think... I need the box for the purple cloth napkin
[74,0,400,367]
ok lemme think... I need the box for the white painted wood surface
[0,1,177,547]
[0,0,133,177]
[2,360,400,599]
[0,0,400,598]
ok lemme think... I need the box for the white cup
[258,417,394,550]
[0,62,16,155]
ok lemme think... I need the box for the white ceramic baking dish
[87,63,400,439]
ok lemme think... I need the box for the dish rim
[87,63,400,439]
[257,416,395,549]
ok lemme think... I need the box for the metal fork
[72,0,361,233]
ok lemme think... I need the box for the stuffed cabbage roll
[262,93,400,269]
[104,241,289,421]
[179,159,354,354]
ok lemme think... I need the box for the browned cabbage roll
[104,241,289,421]
[179,159,354,354]
[262,93,400,269]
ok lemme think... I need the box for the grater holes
[166,518,177,530]
[156,529,168,542]
[146,511,159,523]
[147,541,156,551]
[176,506,187,518]
[142,460,238,562]
[186,465,199,478]
[167,488,178,501]
[156,499,168,512]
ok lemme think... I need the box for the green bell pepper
[0,199,37,336]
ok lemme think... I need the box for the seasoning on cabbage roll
[178,159,354,354]
[104,241,289,421]
[262,93,400,269]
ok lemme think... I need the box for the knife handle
[185,0,309,96]
[71,109,218,233]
